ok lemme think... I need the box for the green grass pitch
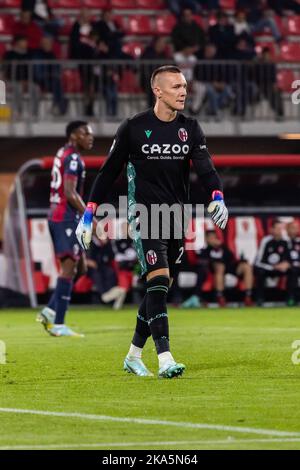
[1,306,300,450]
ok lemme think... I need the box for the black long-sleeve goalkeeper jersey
[89,109,222,209]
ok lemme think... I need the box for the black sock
[146,276,170,355]
[132,294,151,348]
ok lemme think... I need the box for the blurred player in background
[255,220,294,306]
[37,121,94,336]
[183,230,254,307]
[287,221,300,305]
[76,65,228,378]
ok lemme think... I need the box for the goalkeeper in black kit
[76,65,228,378]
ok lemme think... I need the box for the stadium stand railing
[0,59,300,135]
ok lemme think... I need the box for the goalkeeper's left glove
[207,190,228,230]
[76,202,97,250]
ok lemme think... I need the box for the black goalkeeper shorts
[134,237,184,278]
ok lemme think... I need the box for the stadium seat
[219,0,236,9]
[280,42,300,62]
[0,15,14,36]
[227,217,265,264]
[255,41,278,60]
[122,41,144,58]
[193,15,204,29]
[135,0,165,8]
[277,69,296,92]
[82,0,108,6]
[48,0,82,8]
[118,69,142,93]
[0,42,7,58]
[155,14,177,35]
[0,0,21,6]
[286,16,300,36]
[73,275,93,293]
[62,69,82,92]
[59,16,75,36]
[111,0,136,7]
[127,15,153,35]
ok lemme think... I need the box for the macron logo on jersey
[145,130,152,139]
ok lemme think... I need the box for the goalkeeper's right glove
[76,202,97,250]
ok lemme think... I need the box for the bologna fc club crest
[178,128,188,142]
[146,250,157,265]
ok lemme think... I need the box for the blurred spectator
[69,8,94,60]
[171,8,205,55]
[255,220,294,306]
[87,236,117,301]
[174,46,207,114]
[167,0,201,16]
[74,29,100,116]
[198,0,220,10]
[195,43,235,119]
[254,46,283,120]
[268,0,300,15]
[96,39,120,117]
[208,10,236,59]
[21,0,63,38]
[195,230,254,307]
[93,9,124,56]
[287,221,300,306]
[238,0,282,43]
[231,37,258,117]
[233,9,255,49]
[32,36,68,116]
[3,35,39,117]
[13,10,43,52]
[140,37,170,107]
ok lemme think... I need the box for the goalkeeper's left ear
[207,190,228,230]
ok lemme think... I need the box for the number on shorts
[175,247,184,264]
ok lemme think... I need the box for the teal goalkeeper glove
[76,202,97,250]
[207,190,228,230]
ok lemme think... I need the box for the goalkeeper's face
[76,125,94,151]
[153,72,187,112]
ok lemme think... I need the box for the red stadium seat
[49,0,81,8]
[111,0,136,7]
[118,69,142,93]
[155,14,177,35]
[62,69,82,92]
[0,0,21,6]
[0,15,15,36]
[227,217,265,264]
[59,16,75,36]
[135,0,165,8]
[127,15,153,35]
[280,42,300,61]
[73,275,93,293]
[122,41,144,58]
[193,15,204,29]
[82,0,108,6]
[219,0,236,9]
[286,16,300,36]
[277,69,296,92]
[255,41,278,60]
[34,271,50,294]
[0,42,7,58]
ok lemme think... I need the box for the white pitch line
[0,407,300,438]
[1,438,300,450]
